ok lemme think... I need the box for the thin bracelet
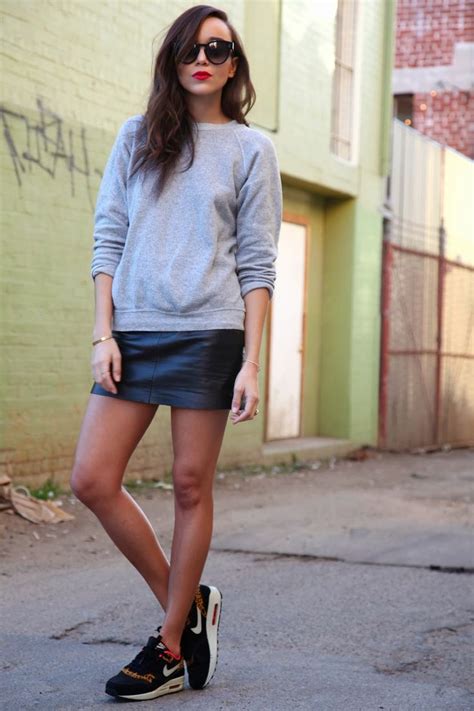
[92,335,115,346]
[243,358,260,372]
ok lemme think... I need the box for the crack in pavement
[213,546,474,574]
[50,625,135,646]
[423,621,474,636]
[82,637,133,646]
[50,620,94,640]
[374,619,474,690]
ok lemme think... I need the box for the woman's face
[176,17,238,100]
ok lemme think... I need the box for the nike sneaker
[180,583,223,689]
[105,629,184,700]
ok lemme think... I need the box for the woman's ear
[229,56,239,78]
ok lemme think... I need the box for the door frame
[263,211,310,442]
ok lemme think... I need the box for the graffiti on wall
[1,98,103,212]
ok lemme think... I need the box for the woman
[70,3,282,702]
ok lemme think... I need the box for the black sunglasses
[178,39,236,65]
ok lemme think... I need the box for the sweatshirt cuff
[91,265,118,280]
[240,283,274,300]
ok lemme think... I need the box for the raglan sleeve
[235,136,282,300]
[90,120,131,280]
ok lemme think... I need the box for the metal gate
[379,120,474,450]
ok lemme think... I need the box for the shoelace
[127,636,179,671]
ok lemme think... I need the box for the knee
[173,464,209,510]
[70,461,115,507]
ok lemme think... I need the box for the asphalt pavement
[1,447,473,710]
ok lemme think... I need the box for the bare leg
[159,407,229,656]
[70,394,171,610]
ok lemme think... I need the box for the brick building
[393,0,473,158]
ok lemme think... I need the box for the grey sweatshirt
[91,115,282,331]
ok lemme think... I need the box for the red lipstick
[192,72,212,80]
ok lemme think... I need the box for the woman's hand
[91,337,122,394]
[230,361,259,424]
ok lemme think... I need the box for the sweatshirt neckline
[195,119,238,129]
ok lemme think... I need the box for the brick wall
[395,0,473,67]
[393,0,474,158]
[0,0,266,486]
[413,89,473,157]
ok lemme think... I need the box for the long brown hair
[130,5,256,198]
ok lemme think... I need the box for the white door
[265,220,307,440]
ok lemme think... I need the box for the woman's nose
[196,46,207,62]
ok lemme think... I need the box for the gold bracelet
[92,335,114,346]
[243,358,260,372]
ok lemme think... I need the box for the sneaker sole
[105,675,184,701]
[201,585,222,688]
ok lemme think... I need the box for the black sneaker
[105,629,184,701]
[180,584,222,689]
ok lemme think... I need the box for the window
[393,94,414,126]
[330,0,359,160]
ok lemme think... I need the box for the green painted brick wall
[1,0,395,485]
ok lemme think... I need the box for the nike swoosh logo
[190,606,202,634]
[163,662,182,677]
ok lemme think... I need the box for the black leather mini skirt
[90,328,245,409]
